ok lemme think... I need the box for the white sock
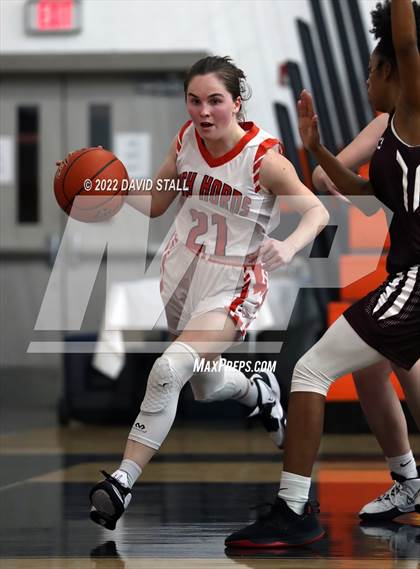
[189,364,261,408]
[386,451,417,479]
[112,459,142,489]
[278,471,311,515]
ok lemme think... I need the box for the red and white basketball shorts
[160,235,268,338]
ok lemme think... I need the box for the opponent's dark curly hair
[370,0,420,66]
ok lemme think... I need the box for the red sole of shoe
[226,530,326,549]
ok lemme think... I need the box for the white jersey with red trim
[175,121,282,258]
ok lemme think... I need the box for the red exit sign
[38,0,72,30]
[26,0,81,34]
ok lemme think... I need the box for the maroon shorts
[344,265,420,370]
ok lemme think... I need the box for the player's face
[366,51,388,112]
[186,73,241,140]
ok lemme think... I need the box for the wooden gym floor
[1,418,419,569]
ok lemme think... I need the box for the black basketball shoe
[89,470,132,530]
[248,371,286,448]
[225,496,325,548]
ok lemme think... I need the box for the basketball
[54,147,129,222]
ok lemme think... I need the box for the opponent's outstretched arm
[392,0,420,112]
[312,114,388,195]
[298,89,374,198]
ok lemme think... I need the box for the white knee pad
[129,342,199,451]
[291,316,384,396]
[140,342,198,413]
[291,351,333,397]
[190,361,248,402]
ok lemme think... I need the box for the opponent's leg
[355,361,419,520]
[354,361,410,458]
[393,361,420,430]
[226,316,385,548]
[282,316,384,479]
[401,362,420,514]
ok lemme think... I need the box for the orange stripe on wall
[318,469,391,483]
[349,206,390,250]
[327,301,352,325]
[339,254,387,300]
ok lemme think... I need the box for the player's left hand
[258,238,296,271]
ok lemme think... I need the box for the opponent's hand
[297,90,320,152]
[258,238,296,271]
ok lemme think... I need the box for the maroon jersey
[369,114,420,274]
[343,114,420,370]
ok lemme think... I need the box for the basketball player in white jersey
[88,55,329,530]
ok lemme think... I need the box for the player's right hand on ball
[297,90,320,152]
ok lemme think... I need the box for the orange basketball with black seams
[54,147,129,222]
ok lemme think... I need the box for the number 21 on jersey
[186,209,228,256]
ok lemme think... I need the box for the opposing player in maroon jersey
[314,117,420,521]
[226,0,420,548]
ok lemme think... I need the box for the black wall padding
[283,61,317,171]
[345,0,372,79]
[330,0,372,130]
[297,19,338,154]
[310,0,353,145]
[273,102,303,179]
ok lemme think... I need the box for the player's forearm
[392,0,418,53]
[284,204,330,254]
[125,190,153,216]
[311,144,373,196]
[312,114,388,192]
[125,178,177,217]
[313,149,358,192]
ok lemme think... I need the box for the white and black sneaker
[90,470,132,530]
[359,468,420,522]
[248,371,286,448]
